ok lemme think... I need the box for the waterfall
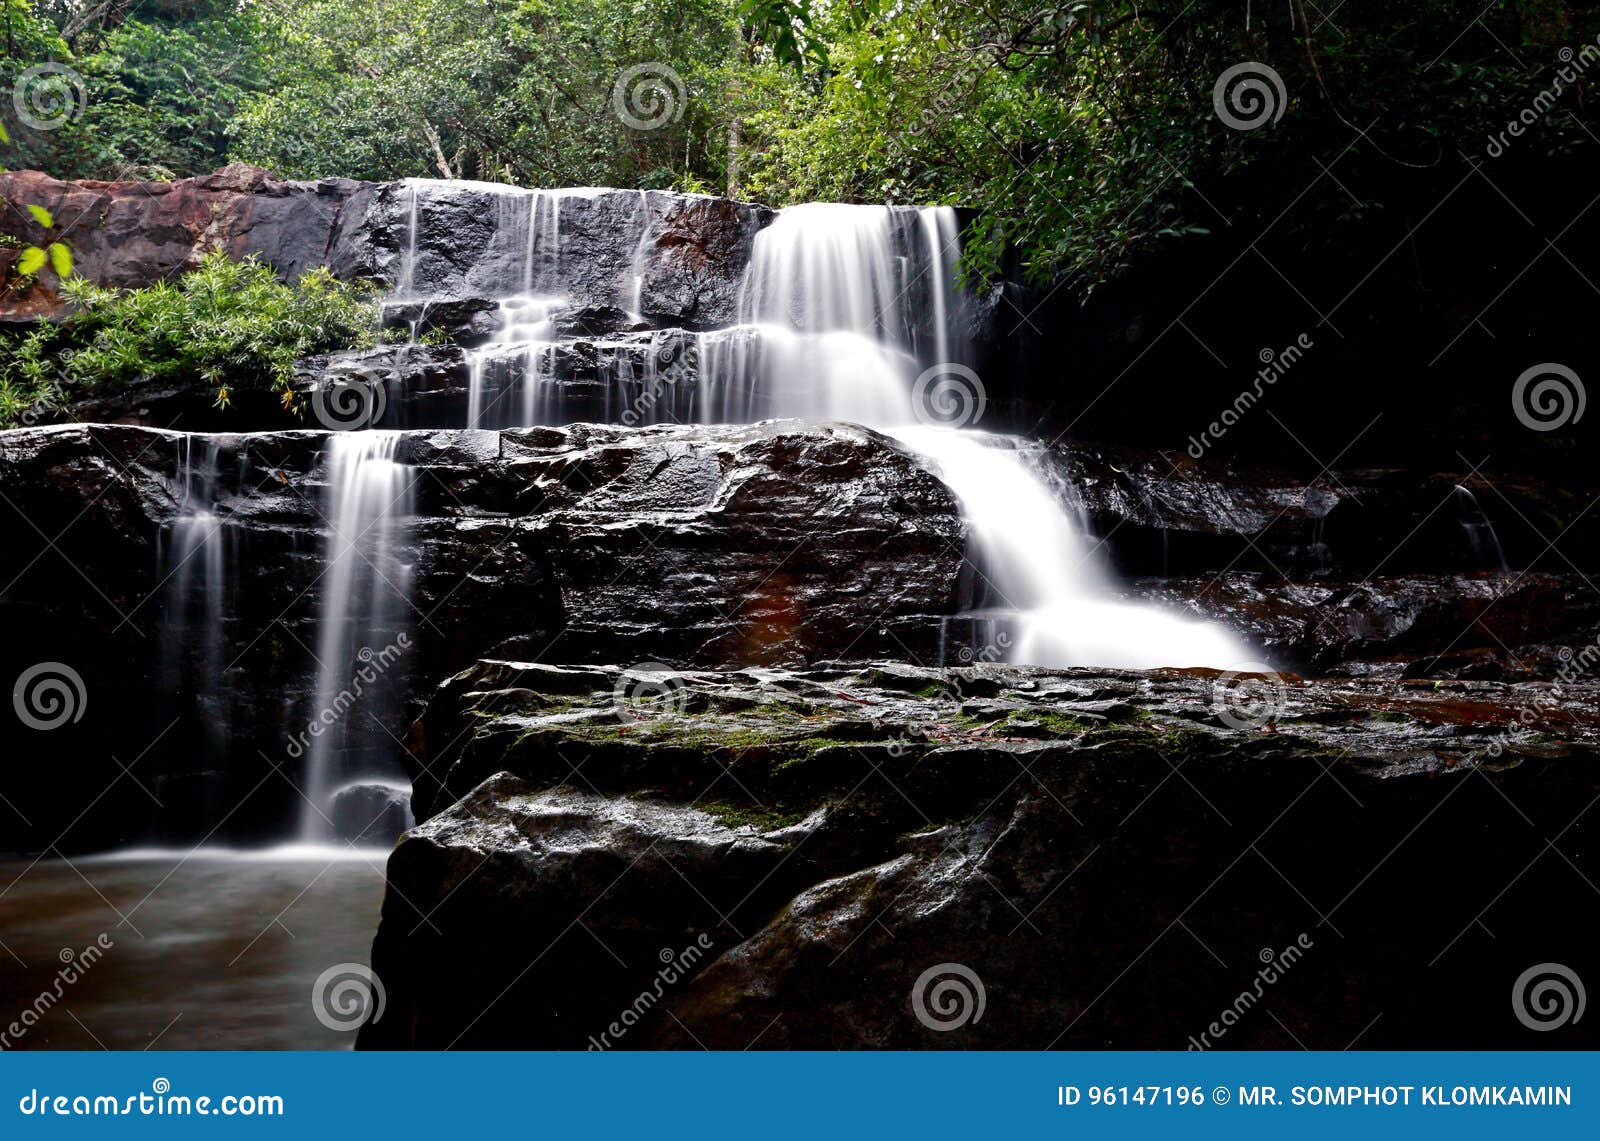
[464,189,573,427]
[395,180,421,301]
[1453,484,1509,571]
[301,433,415,842]
[720,204,1247,669]
[154,437,233,832]
[394,187,1252,671]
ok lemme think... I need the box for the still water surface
[0,850,386,1049]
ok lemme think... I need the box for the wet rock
[0,422,963,854]
[1132,571,1600,677]
[0,165,373,322]
[328,781,413,845]
[361,661,1600,1048]
[350,181,772,332]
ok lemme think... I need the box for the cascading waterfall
[714,203,1249,669]
[410,191,1249,669]
[300,432,416,842]
[154,437,233,828]
[463,189,572,429]
[1453,484,1509,571]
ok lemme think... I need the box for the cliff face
[0,165,376,322]
[359,659,1600,1049]
[0,421,963,853]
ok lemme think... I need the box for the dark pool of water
[0,849,388,1050]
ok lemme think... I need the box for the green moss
[698,799,812,832]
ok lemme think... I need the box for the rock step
[361,660,1600,1049]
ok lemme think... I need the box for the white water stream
[424,192,1248,669]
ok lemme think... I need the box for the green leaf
[17,246,47,276]
[26,205,55,230]
[48,243,74,278]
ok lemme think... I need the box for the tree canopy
[3,0,1596,288]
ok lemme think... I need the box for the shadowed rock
[359,660,1600,1049]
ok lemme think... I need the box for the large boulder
[360,660,1600,1049]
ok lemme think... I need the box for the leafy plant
[0,251,379,425]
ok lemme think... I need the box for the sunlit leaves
[0,252,379,426]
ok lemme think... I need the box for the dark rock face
[361,660,1600,1049]
[0,421,963,854]
[1133,571,1600,679]
[0,165,374,321]
[0,170,772,337]
[349,181,773,332]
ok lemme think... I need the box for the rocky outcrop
[0,421,963,853]
[0,165,374,321]
[0,170,771,333]
[361,660,1600,1049]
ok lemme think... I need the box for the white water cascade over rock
[300,432,416,842]
[390,189,1249,669]
[153,436,234,827]
[720,203,1248,669]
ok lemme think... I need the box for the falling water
[154,437,233,828]
[301,433,416,842]
[1453,484,1510,571]
[718,203,1250,669]
[395,188,1252,670]
[463,189,576,427]
[394,181,422,301]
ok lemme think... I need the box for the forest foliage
[1,0,1597,291]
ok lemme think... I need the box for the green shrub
[0,251,379,426]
